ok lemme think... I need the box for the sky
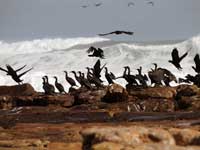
[0,0,200,42]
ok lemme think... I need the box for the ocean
[0,35,200,92]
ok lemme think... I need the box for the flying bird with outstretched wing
[98,30,134,36]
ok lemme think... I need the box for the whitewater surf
[0,35,199,92]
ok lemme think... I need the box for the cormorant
[104,67,114,84]
[87,46,105,59]
[168,48,188,70]
[92,59,106,79]
[42,77,49,94]
[0,64,33,84]
[44,76,55,94]
[54,76,66,94]
[135,66,148,86]
[71,71,83,87]
[98,30,134,36]
[86,67,102,87]
[64,71,77,87]
[123,66,138,85]
[192,54,200,73]
[78,71,93,89]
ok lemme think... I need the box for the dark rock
[102,84,128,103]
[0,84,36,96]
[129,87,176,99]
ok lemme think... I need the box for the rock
[176,85,199,98]
[48,142,82,150]
[0,84,37,96]
[81,126,175,150]
[102,84,128,103]
[129,87,176,99]
[74,89,106,105]
[169,128,200,146]
[0,96,13,109]
[92,142,134,150]
[176,95,200,111]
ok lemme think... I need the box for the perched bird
[86,67,102,87]
[78,71,93,89]
[54,76,66,94]
[123,66,138,85]
[64,71,77,87]
[44,76,55,95]
[192,54,200,73]
[0,64,33,84]
[98,30,134,36]
[104,67,115,84]
[42,77,49,94]
[71,71,83,87]
[168,48,188,70]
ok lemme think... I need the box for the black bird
[54,76,66,94]
[71,71,83,87]
[98,30,134,36]
[42,77,49,94]
[135,66,148,86]
[86,67,102,87]
[81,5,89,8]
[64,71,77,87]
[44,76,55,94]
[168,48,188,70]
[93,59,106,79]
[147,1,154,6]
[0,64,33,84]
[192,54,200,73]
[123,66,138,85]
[87,46,105,59]
[94,3,102,7]
[128,2,135,7]
[78,71,93,89]
[104,67,115,84]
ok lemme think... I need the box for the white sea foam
[0,35,200,92]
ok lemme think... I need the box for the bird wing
[122,31,134,35]
[15,65,27,72]
[194,54,200,66]
[18,67,33,78]
[0,67,8,73]
[179,51,188,62]
[171,48,179,61]
[98,31,115,36]
[110,72,116,79]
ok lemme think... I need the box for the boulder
[81,126,175,150]
[102,84,128,103]
[176,85,200,98]
[129,87,176,99]
[169,128,200,146]
[0,84,37,96]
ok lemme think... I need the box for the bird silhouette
[168,48,188,70]
[192,54,200,73]
[98,30,134,36]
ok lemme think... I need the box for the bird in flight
[94,3,102,7]
[98,30,134,36]
[147,1,154,6]
[128,2,135,7]
[168,48,189,70]
[81,5,89,8]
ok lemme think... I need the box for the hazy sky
[0,0,200,42]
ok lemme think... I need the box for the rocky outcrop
[0,84,36,96]
[102,84,128,103]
